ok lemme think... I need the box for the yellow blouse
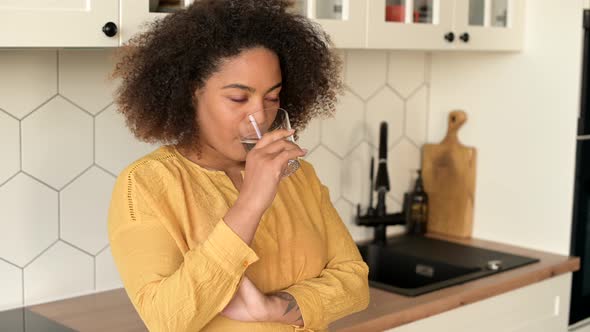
[107,145,369,332]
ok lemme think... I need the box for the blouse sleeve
[107,162,259,332]
[281,163,370,330]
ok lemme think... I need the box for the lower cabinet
[387,273,572,332]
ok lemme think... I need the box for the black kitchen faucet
[356,122,406,245]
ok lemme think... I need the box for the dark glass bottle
[408,170,428,234]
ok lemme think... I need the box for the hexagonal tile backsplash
[0,49,429,309]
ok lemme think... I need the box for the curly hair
[111,0,343,148]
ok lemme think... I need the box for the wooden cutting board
[421,110,477,238]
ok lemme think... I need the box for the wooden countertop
[26,235,579,332]
[329,234,580,331]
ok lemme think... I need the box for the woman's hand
[220,276,304,327]
[220,276,272,321]
[237,129,307,215]
[223,129,305,246]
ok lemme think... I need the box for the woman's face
[194,47,282,163]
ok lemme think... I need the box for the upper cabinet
[0,0,524,51]
[367,0,454,50]
[0,0,119,47]
[122,0,367,48]
[120,0,195,44]
[288,0,367,48]
[367,0,525,50]
[454,0,525,51]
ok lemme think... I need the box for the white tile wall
[60,166,115,255]
[0,259,22,311]
[58,50,117,115]
[95,246,122,292]
[0,48,428,308]
[0,50,57,119]
[341,142,373,207]
[320,90,365,157]
[388,139,421,202]
[21,96,93,189]
[95,104,157,175]
[0,173,57,267]
[406,86,429,147]
[306,145,343,199]
[24,241,94,306]
[366,86,404,148]
[387,51,427,98]
[0,110,19,185]
[345,50,387,99]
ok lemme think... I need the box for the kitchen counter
[329,234,580,331]
[21,234,578,332]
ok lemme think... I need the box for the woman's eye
[266,97,280,102]
[229,98,247,103]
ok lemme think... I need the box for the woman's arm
[108,164,260,332]
[215,161,370,330]
[274,164,371,330]
[267,291,305,326]
[110,129,306,331]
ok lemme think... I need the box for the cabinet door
[387,273,571,332]
[294,0,367,48]
[366,0,455,50]
[0,1,119,47]
[120,0,194,45]
[453,0,525,51]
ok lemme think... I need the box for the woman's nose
[247,109,267,127]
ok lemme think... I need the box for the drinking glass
[238,108,301,177]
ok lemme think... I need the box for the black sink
[357,235,540,296]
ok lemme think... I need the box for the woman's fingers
[253,129,295,150]
[272,148,307,168]
[259,138,303,155]
[238,129,305,214]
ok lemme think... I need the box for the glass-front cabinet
[0,0,119,47]
[287,0,367,48]
[120,0,195,44]
[454,0,525,50]
[367,0,455,49]
[367,0,524,50]
[0,0,524,50]
[122,0,366,48]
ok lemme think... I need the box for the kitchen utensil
[421,110,477,238]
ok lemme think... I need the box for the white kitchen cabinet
[453,0,525,51]
[0,0,524,50]
[122,0,523,50]
[122,0,367,49]
[290,0,367,48]
[385,273,572,332]
[0,0,119,47]
[366,0,454,50]
[367,0,525,51]
[120,0,195,44]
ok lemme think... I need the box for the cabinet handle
[444,32,455,42]
[460,32,470,43]
[102,22,118,37]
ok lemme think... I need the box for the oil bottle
[407,169,428,235]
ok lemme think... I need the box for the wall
[1,0,583,310]
[428,0,583,255]
[0,49,159,310]
[0,48,427,309]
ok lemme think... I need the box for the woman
[107,0,369,331]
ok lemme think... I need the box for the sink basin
[357,235,539,296]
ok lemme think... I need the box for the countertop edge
[334,255,579,332]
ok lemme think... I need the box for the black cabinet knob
[102,22,118,37]
[444,32,455,42]
[460,32,470,42]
